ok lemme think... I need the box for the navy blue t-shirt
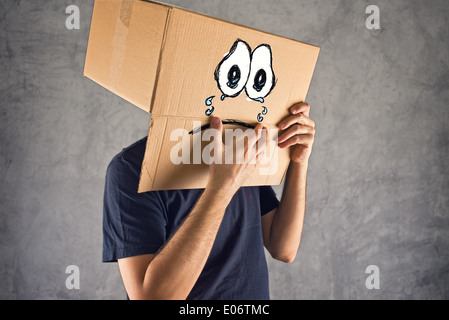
[102,137,280,300]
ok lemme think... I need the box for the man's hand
[277,102,315,166]
[208,116,267,195]
[261,102,315,263]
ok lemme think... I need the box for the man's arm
[262,102,315,263]
[119,183,236,300]
[118,117,267,300]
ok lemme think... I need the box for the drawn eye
[215,40,252,98]
[245,44,275,102]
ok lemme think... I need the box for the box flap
[84,0,170,113]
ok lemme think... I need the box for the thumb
[209,117,223,162]
[210,116,223,133]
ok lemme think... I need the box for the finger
[249,143,267,165]
[278,133,315,149]
[256,149,266,163]
[278,124,315,144]
[278,113,315,130]
[256,133,267,164]
[254,123,264,140]
[210,116,223,133]
[257,128,268,154]
[251,149,266,166]
[289,102,310,117]
[246,123,264,149]
[247,125,266,164]
[252,127,268,165]
[209,117,223,157]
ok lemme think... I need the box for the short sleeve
[102,154,167,262]
[259,186,280,216]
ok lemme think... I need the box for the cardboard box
[84,0,320,192]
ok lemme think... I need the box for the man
[103,102,315,300]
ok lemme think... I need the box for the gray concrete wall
[0,0,448,299]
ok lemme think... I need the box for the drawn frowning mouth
[189,119,256,135]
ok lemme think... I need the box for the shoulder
[106,137,148,186]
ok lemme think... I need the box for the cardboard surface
[84,0,169,112]
[84,0,320,192]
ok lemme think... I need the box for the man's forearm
[141,182,234,300]
[268,161,308,263]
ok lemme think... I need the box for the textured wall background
[0,0,448,300]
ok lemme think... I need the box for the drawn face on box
[204,39,276,124]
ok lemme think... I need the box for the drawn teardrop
[257,113,264,122]
[205,106,215,116]
[262,107,268,115]
[205,96,215,106]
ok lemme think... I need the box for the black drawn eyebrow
[189,120,256,135]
